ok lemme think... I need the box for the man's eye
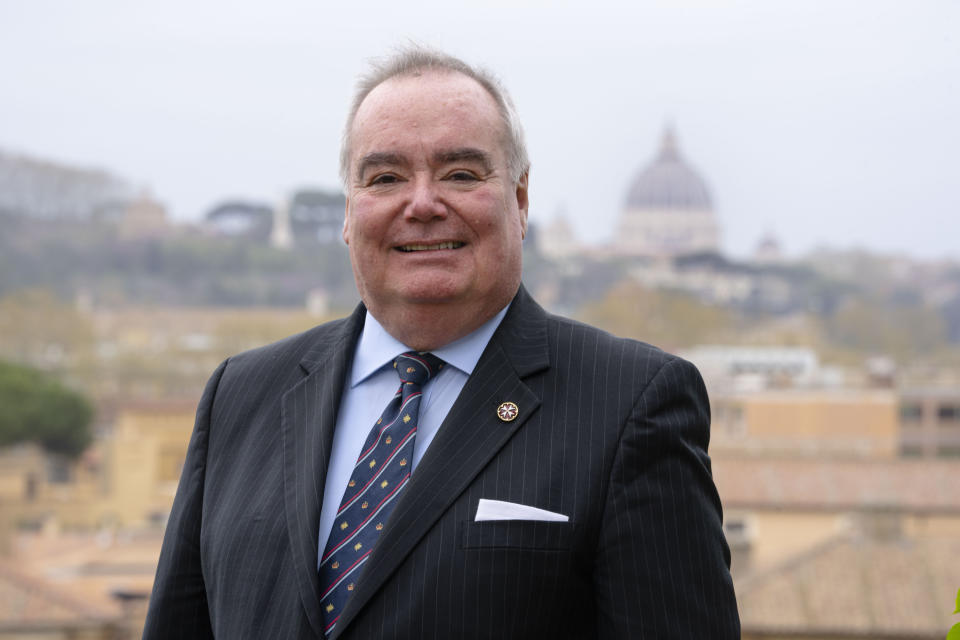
[448,171,479,182]
[370,174,400,185]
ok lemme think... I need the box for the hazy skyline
[2,0,957,259]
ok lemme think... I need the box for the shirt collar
[350,304,511,387]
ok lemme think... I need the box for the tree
[822,298,947,361]
[578,281,740,351]
[0,360,93,457]
[0,288,95,367]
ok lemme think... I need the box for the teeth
[399,242,463,252]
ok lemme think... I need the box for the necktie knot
[394,351,444,388]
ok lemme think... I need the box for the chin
[396,287,466,306]
[393,275,471,304]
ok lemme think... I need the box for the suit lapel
[281,305,365,638]
[331,287,550,637]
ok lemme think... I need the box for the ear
[515,170,529,239]
[342,198,351,245]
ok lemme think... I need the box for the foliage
[821,297,947,361]
[0,217,356,307]
[947,587,960,639]
[0,360,93,457]
[947,589,960,640]
[214,313,328,356]
[578,281,740,350]
[0,288,96,365]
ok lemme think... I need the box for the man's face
[343,70,528,338]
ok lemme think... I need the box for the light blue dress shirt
[316,305,510,562]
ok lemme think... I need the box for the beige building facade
[711,389,899,458]
[0,401,195,534]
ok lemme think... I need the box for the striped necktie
[318,351,444,635]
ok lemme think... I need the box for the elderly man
[144,47,739,639]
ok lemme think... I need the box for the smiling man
[144,47,739,639]
[343,68,528,351]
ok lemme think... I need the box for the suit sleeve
[593,356,740,639]
[142,360,227,639]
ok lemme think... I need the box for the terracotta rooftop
[12,530,162,612]
[737,533,960,639]
[0,560,117,627]
[712,455,960,513]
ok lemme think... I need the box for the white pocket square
[474,499,569,522]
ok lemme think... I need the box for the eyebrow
[354,148,495,182]
[433,148,493,172]
[355,152,405,182]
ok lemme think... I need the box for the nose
[404,175,447,222]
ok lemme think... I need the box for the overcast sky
[2,0,957,259]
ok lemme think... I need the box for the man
[144,47,739,639]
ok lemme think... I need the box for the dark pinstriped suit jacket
[143,286,739,639]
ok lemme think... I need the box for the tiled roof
[737,534,960,638]
[712,455,960,513]
[13,530,162,612]
[0,561,116,626]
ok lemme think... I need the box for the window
[722,514,754,545]
[25,473,37,501]
[725,520,748,536]
[899,404,922,422]
[713,403,745,438]
[46,457,71,484]
[937,405,960,423]
[899,444,923,457]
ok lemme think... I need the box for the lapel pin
[497,402,519,422]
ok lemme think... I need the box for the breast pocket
[460,520,574,550]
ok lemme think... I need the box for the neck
[366,293,515,352]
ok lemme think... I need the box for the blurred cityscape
[1,129,959,639]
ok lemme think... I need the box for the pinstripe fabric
[143,286,739,639]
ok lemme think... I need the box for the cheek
[461,192,517,233]
[346,199,388,244]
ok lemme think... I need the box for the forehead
[350,71,505,162]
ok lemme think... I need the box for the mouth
[395,241,465,252]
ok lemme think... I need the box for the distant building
[737,532,960,640]
[713,455,960,571]
[0,561,122,639]
[204,189,344,247]
[116,190,169,239]
[287,188,344,245]
[270,196,293,250]
[537,211,582,259]
[710,389,899,458]
[615,126,720,257]
[0,401,196,531]
[898,387,960,458]
[752,232,784,264]
[103,401,197,528]
[0,443,103,531]
[682,345,822,391]
[0,149,133,221]
[713,455,960,640]
[204,200,273,241]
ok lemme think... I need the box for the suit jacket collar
[331,285,550,638]
[282,303,366,637]
[297,303,367,374]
